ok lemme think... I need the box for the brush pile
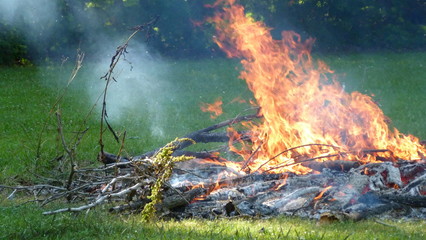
[3,115,426,223]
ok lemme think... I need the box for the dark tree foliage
[0,23,28,65]
[243,0,426,52]
[0,0,424,65]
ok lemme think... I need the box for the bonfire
[3,0,426,223]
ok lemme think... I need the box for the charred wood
[161,187,207,209]
[302,160,360,172]
[378,193,426,207]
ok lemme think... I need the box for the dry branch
[99,113,259,164]
[43,183,143,215]
[139,114,259,157]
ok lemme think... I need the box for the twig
[55,111,76,195]
[253,143,341,172]
[35,50,84,161]
[262,148,390,173]
[374,219,398,228]
[100,173,131,194]
[40,182,107,206]
[240,144,262,172]
[42,182,143,215]
[99,17,159,157]
[264,154,342,173]
[0,184,67,191]
[134,113,260,159]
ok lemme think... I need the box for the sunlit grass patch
[1,201,425,239]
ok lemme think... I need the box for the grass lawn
[1,201,425,240]
[1,51,426,239]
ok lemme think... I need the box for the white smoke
[0,0,57,23]
[88,42,170,138]
[0,0,59,39]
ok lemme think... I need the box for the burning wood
[208,0,426,175]
[3,112,426,221]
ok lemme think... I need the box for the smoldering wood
[161,187,207,209]
[378,193,426,207]
[401,172,426,193]
[343,202,402,221]
[302,160,360,172]
[5,156,426,221]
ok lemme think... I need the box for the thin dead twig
[253,143,341,173]
[35,50,85,161]
[42,182,143,215]
[99,17,159,158]
[263,148,390,173]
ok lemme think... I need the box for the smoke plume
[0,0,171,138]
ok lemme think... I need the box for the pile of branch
[38,138,200,219]
[36,113,259,216]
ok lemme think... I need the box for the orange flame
[209,1,425,174]
[314,186,332,200]
[273,173,289,191]
[200,97,223,119]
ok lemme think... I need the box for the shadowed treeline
[0,0,425,65]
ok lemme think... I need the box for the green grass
[1,201,425,240]
[1,52,426,239]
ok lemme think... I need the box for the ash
[165,160,426,221]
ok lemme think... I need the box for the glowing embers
[172,160,426,220]
[208,0,426,174]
